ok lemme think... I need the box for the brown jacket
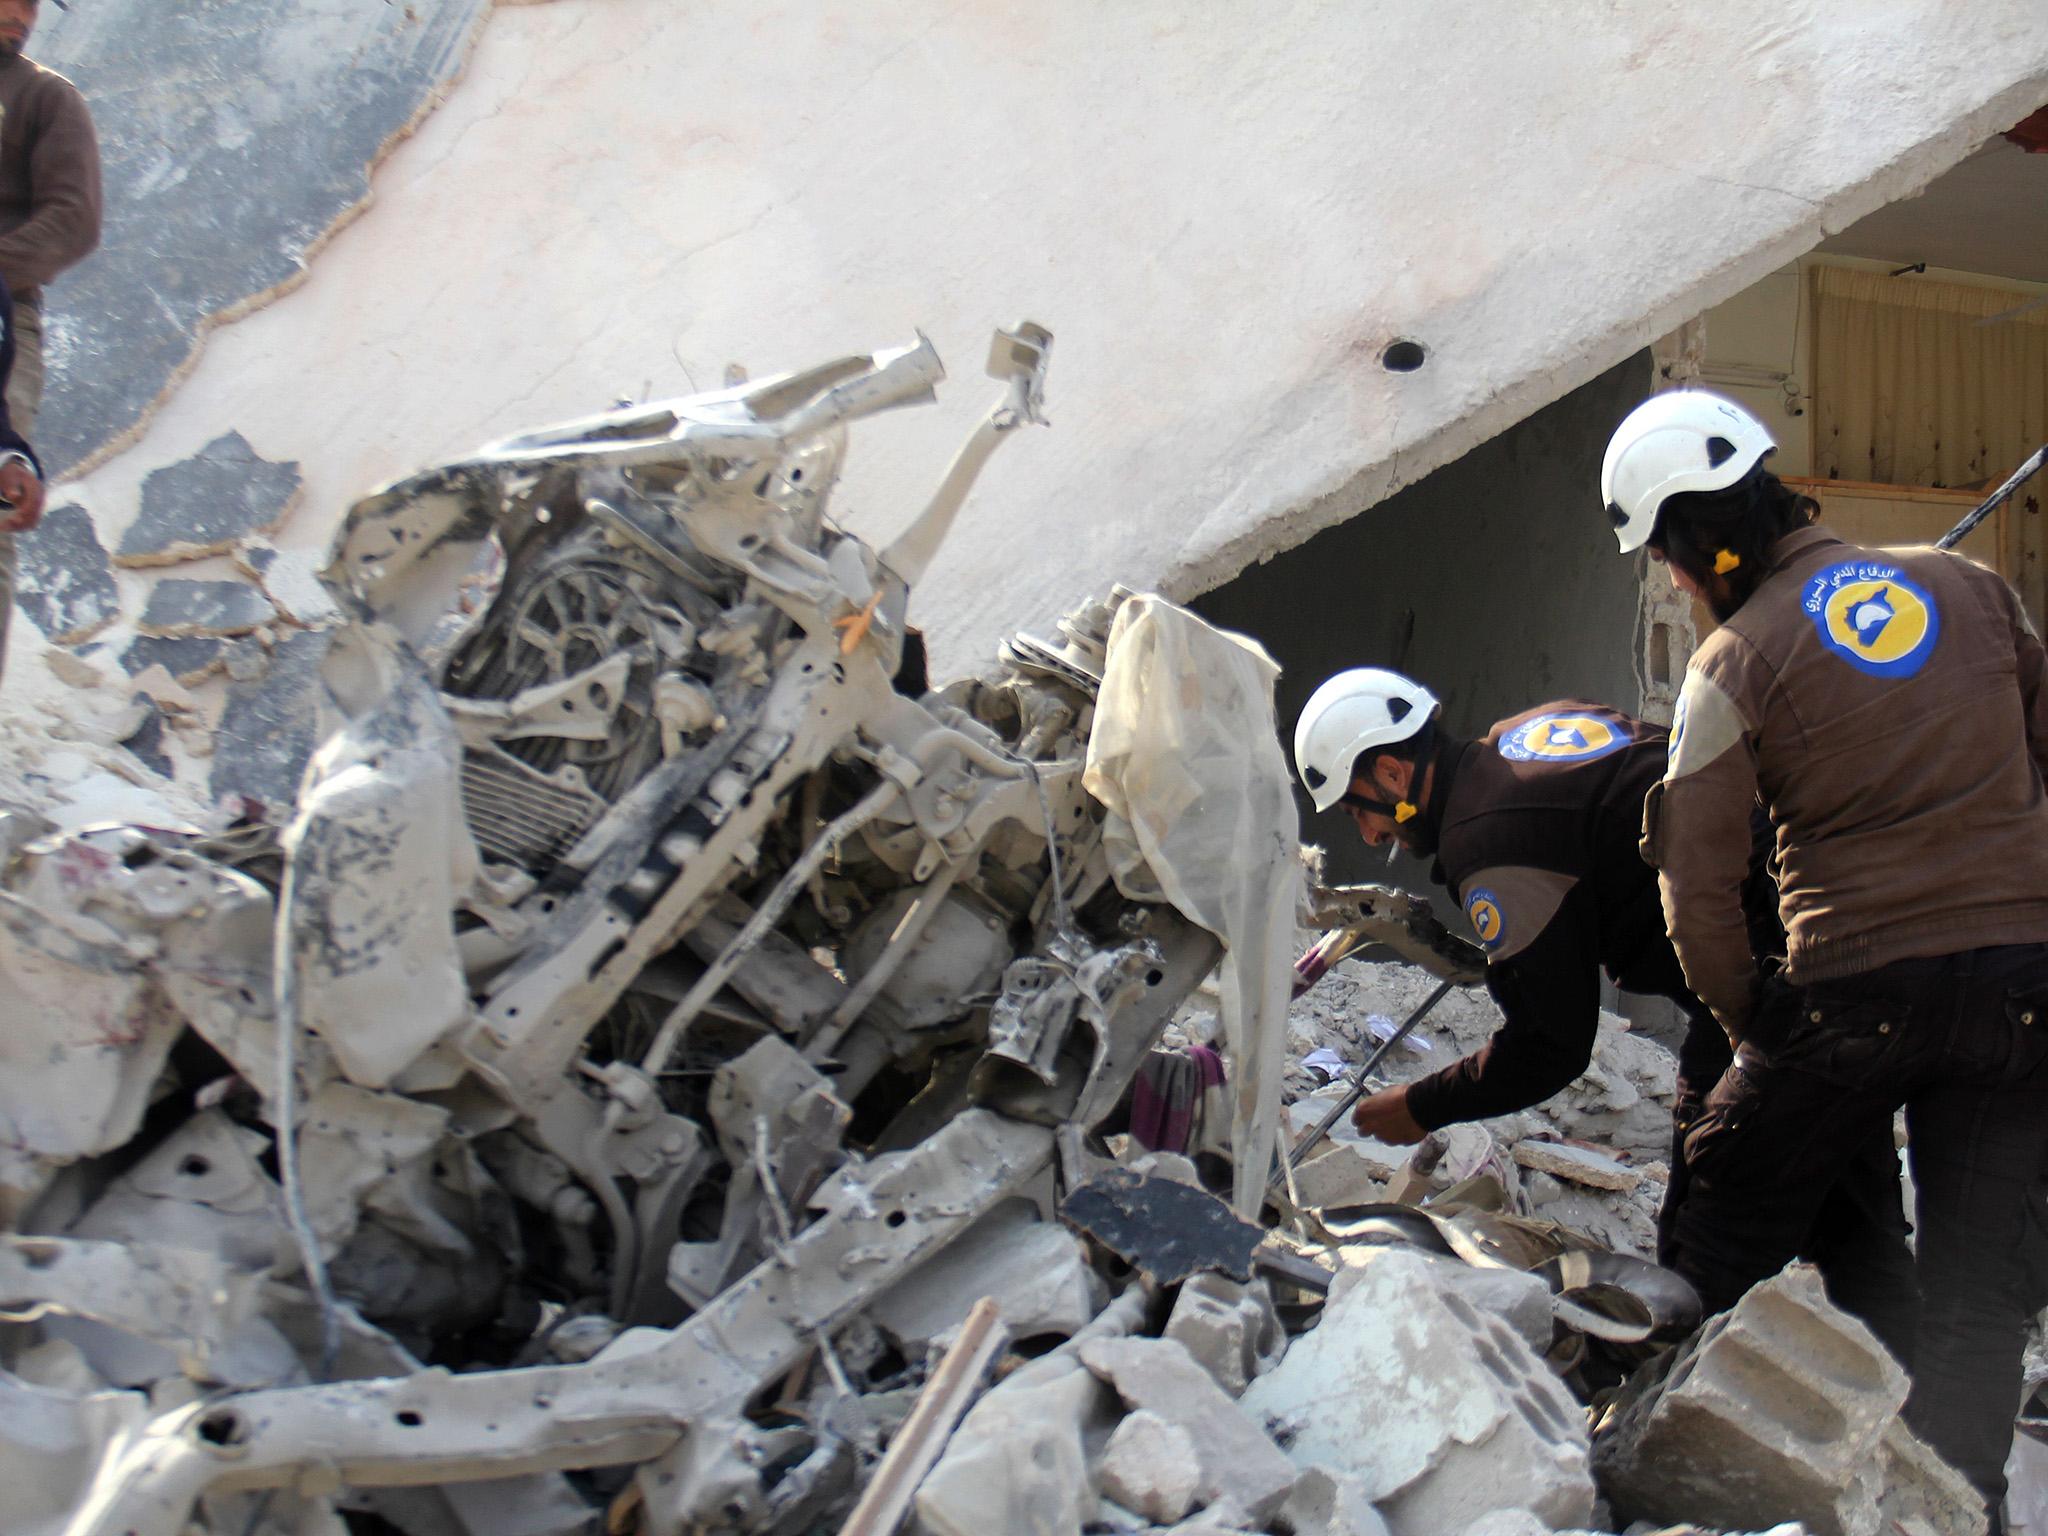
[1644,524,2048,1037]
[0,53,99,300]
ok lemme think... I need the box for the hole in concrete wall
[1648,622,1672,687]
[196,1409,249,1447]
[1381,340,1428,373]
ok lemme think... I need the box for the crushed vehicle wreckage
[0,327,1997,1536]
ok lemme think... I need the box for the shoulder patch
[1801,559,1940,678]
[1498,711,1632,764]
[1458,865,1578,963]
[1465,886,1507,951]
[1666,669,1748,782]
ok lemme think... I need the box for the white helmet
[1601,390,1776,553]
[1293,668,1439,813]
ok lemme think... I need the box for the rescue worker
[1291,667,1914,1360]
[1608,388,2048,1521]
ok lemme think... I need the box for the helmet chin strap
[1337,719,1435,825]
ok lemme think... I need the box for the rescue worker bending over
[1291,668,1913,1354]
[1608,388,2048,1521]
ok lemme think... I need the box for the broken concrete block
[869,1198,1107,1354]
[45,646,107,689]
[1463,1513,1551,1536]
[121,633,226,686]
[1331,1247,1556,1355]
[1279,1467,1394,1536]
[1512,1139,1641,1191]
[115,433,301,566]
[1290,1141,1388,1208]
[1594,1263,1908,1536]
[137,578,277,640]
[1164,1272,1285,1396]
[1097,1409,1200,1524]
[1079,1336,1298,1524]
[208,628,332,811]
[916,1358,1115,1536]
[1877,1418,1988,1536]
[14,503,120,642]
[1283,1100,1411,1180]
[1239,1248,1592,1536]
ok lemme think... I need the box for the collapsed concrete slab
[14,503,121,644]
[42,2,2048,684]
[1240,1248,1594,1536]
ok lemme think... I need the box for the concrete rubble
[0,329,2003,1536]
[1596,1264,1987,1536]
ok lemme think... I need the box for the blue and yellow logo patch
[1802,562,1940,679]
[1466,886,1505,951]
[1474,888,1507,950]
[1499,712,1632,764]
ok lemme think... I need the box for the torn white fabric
[1084,594,1301,1215]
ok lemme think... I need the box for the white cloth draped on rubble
[1082,594,1301,1217]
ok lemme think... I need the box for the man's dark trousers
[1670,943,2048,1510]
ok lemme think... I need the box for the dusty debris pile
[1269,959,1677,1257]
[0,329,1987,1536]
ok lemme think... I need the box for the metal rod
[834,1297,1008,1536]
[1937,443,2048,550]
[1268,976,1456,1190]
[640,779,901,1075]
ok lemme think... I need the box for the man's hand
[0,458,44,533]
[1351,1084,1427,1145]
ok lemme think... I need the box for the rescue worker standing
[1290,668,1914,1359]
[1608,388,2048,1520]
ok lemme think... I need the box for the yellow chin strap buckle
[1395,801,1417,823]
[1713,549,1742,575]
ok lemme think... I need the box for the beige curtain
[1810,264,2048,489]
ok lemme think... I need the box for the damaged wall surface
[1195,355,1652,889]
[17,0,2048,707]
[28,0,493,477]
